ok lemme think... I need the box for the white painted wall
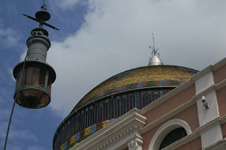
[195,72,214,94]
[201,124,222,148]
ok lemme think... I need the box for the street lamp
[13,28,56,108]
[4,1,58,149]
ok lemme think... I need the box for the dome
[53,64,198,150]
[72,65,197,113]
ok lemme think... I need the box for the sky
[0,0,225,150]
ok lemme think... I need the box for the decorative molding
[191,65,213,81]
[97,125,139,150]
[212,57,226,71]
[71,109,146,150]
[191,57,226,85]
[203,138,226,150]
[128,135,143,150]
[215,79,226,91]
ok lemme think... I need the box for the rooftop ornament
[148,34,163,66]
[4,1,58,149]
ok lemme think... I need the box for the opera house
[53,44,226,150]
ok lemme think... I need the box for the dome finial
[148,34,163,66]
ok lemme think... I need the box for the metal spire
[148,34,163,66]
[23,0,59,30]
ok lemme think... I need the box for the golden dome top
[72,65,198,112]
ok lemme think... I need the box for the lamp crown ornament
[13,1,57,109]
[23,0,59,31]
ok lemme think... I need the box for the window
[129,93,135,110]
[85,108,89,127]
[142,91,146,107]
[90,106,93,125]
[154,91,159,100]
[95,104,98,123]
[148,91,152,104]
[81,111,84,129]
[149,119,191,150]
[135,92,139,109]
[77,113,80,132]
[117,96,121,117]
[105,100,109,119]
[123,95,127,114]
[159,127,187,149]
[99,102,103,122]
[111,98,114,118]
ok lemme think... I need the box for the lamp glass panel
[32,67,40,87]
[15,70,20,90]
[39,68,46,87]
[21,67,27,86]
[26,67,33,85]
[47,76,52,94]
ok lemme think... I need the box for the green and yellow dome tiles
[72,65,198,112]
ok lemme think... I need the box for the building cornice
[203,138,226,150]
[212,57,226,71]
[71,109,146,150]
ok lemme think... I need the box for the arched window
[159,127,187,149]
[149,119,191,150]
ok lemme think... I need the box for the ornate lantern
[4,3,59,150]
[13,4,58,109]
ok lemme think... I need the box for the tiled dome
[72,65,198,112]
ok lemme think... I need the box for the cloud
[42,0,226,118]
[8,129,38,142]
[26,146,47,150]
[52,0,81,10]
[0,23,21,48]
